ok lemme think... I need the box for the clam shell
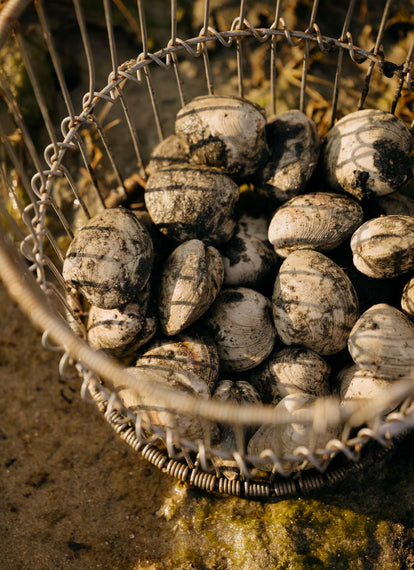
[237,213,269,243]
[158,239,224,336]
[135,332,219,391]
[220,232,278,288]
[249,346,331,402]
[350,215,414,279]
[86,284,154,358]
[323,109,413,200]
[260,110,320,202]
[145,164,239,245]
[248,394,340,472]
[272,250,359,355]
[401,276,414,318]
[268,192,364,258]
[118,365,214,441]
[63,207,153,309]
[205,287,276,372]
[175,95,268,180]
[212,380,262,479]
[348,303,414,379]
[377,192,414,217]
[337,364,400,415]
[145,134,188,177]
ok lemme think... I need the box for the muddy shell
[158,239,224,336]
[237,212,269,243]
[268,192,364,258]
[205,287,276,372]
[135,332,219,391]
[145,164,239,245]
[401,276,414,318]
[212,380,262,480]
[322,109,413,201]
[260,110,320,202]
[175,95,268,180]
[377,192,414,217]
[272,250,359,355]
[348,303,414,379]
[145,134,188,177]
[350,215,414,279]
[249,346,331,402]
[62,207,154,309]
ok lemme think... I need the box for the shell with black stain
[348,303,414,379]
[220,231,278,288]
[336,364,401,415]
[247,393,340,472]
[135,331,219,391]
[249,346,331,403]
[158,239,224,336]
[62,207,153,309]
[401,276,414,318]
[260,110,320,202]
[268,192,364,258]
[118,365,214,441]
[350,215,414,279]
[145,134,188,177]
[272,250,359,355]
[237,212,269,243]
[212,379,262,480]
[322,109,413,201]
[175,95,268,180]
[145,164,239,245]
[205,287,276,372]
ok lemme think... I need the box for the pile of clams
[63,95,414,477]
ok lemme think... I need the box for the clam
[117,365,214,441]
[145,134,188,177]
[86,284,152,358]
[377,192,414,217]
[322,109,413,201]
[401,276,414,318]
[337,364,401,415]
[219,231,278,288]
[145,164,239,245]
[260,110,320,202]
[248,393,340,472]
[348,303,414,379]
[135,331,219,391]
[237,212,269,243]
[62,207,153,309]
[272,250,359,355]
[212,380,262,479]
[268,192,364,258]
[350,215,414,279]
[205,287,276,372]
[249,346,331,403]
[158,239,224,336]
[175,94,268,180]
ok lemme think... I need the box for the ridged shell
[220,232,278,288]
[323,109,413,200]
[175,95,268,180]
[63,207,154,309]
[348,303,414,379]
[212,380,262,480]
[145,164,239,245]
[145,134,188,177]
[401,276,414,318]
[268,192,364,258]
[272,250,359,355]
[260,110,320,202]
[350,215,414,279]
[205,287,276,372]
[158,239,224,336]
[248,394,340,472]
[87,284,151,358]
[337,364,400,415]
[135,332,219,391]
[249,346,331,402]
[118,365,213,441]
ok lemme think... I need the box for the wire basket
[1,0,414,499]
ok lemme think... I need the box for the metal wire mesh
[1,0,414,498]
